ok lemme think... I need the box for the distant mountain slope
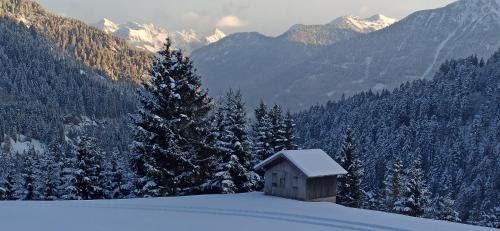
[0,0,152,83]
[280,14,397,45]
[193,0,500,111]
[0,17,136,152]
[192,14,395,108]
[94,18,226,54]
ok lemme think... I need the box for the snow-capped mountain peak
[206,28,226,44]
[280,14,397,45]
[330,14,397,33]
[95,18,119,34]
[93,18,225,54]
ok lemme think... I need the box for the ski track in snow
[3,203,409,231]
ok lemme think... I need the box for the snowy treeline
[0,37,298,201]
[0,135,132,201]
[131,40,298,196]
[296,54,500,228]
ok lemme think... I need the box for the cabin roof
[255,149,347,178]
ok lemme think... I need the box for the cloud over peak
[216,15,246,28]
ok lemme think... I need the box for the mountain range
[192,0,500,111]
[281,14,397,45]
[93,18,226,54]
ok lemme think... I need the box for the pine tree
[435,195,461,222]
[252,100,273,164]
[395,154,431,217]
[1,171,16,200]
[338,128,363,208]
[41,153,62,200]
[269,104,286,152]
[283,111,298,150]
[132,39,213,197]
[104,149,130,199]
[73,136,105,200]
[383,156,403,212]
[477,207,500,228]
[0,152,16,200]
[209,90,258,193]
[19,149,40,200]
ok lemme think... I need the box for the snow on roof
[255,149,347,178]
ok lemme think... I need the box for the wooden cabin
[255,149,347,202]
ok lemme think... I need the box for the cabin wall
[263,159,307,200]
[305,176,337,201]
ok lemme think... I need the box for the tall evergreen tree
[209,90,258,193]
[104,149,130,199]
[0,152,16,200]
[283,111,298,150]
[72,136,105,200]
[269,105,286,152]
[338,128,363,208]
[395,154,431,217]
[252,100,273,164]
[383,156,403,212]
[132,39,213,197]
[19,149,39,200]
[2,171,16,200]
[41,153,62,200]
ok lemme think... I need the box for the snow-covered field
[0,193,494,231]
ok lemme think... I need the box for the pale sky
[36,0,456,36]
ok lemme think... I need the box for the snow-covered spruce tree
[72,135,105,200]
[1,172,16,200]
[251,100,274,165]
[19,149,41,200]
[40,153,62,200]
[395,154,431,217]
[103,149,130,199]
[382,156,403,212]
[131,39,213,197]
[338,128,363,208]
[283,111,298,150]
[477,207,500,228]
[209,90,258,193]
[60,156,80,200]
[269,104,286,152]
[0,153,16,200]
[434,195,461,222]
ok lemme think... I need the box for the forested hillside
[0,17,136,152]
[295,53,500,226]
[0,0,152,83]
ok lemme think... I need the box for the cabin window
[272,172,278,187]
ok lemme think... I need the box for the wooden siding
[263,158,308,200]
[306,176,337,201]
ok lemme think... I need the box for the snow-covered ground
[0,193,494,231]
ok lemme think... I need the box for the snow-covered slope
[0,134,47,155]
[94,18,225,53]
[331,14,398,33]
[193,0,500,111]
[280,14,397,45]
[0,193,493,231]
